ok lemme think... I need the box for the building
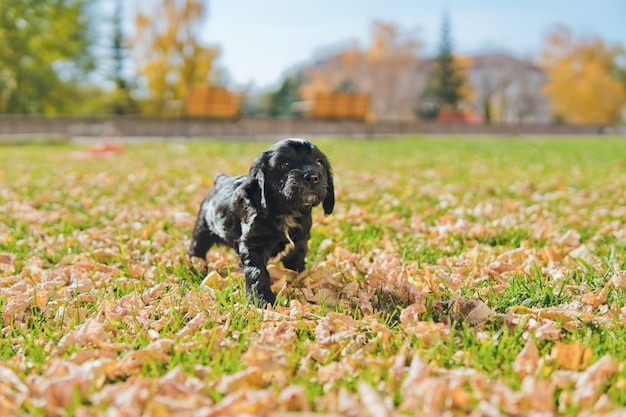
[299,50,550,124]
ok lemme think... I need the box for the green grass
[1,135,626,415]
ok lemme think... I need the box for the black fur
[188,138,334,306]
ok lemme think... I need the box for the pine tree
[418,12,467,118]
[269,72,303,117]
[110,0,137,114]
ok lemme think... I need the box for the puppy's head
[248,138,334,216]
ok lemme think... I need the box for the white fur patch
[202,199,227,239]
[269,215,298,263]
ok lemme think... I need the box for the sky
[199,0,626,89]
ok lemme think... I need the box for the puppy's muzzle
[304,172,319,184]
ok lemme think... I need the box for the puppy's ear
[323,160,335,216]
[245,152,269,215]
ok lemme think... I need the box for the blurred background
[1,0,625,132]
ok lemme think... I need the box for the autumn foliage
[134,0,219,116]
[541,25,626,125]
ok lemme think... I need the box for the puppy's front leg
[281,238,308,272]
[239,245,276,307]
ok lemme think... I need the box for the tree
[268,72,303,118]
[109,0,138,115]
[419,12,468,118]
[133,0,219,116]
[541,25,626,125]
[0,0,96,114]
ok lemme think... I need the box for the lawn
[1,135,625,416]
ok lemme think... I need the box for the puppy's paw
[188,256,208,273]
[249,289,277,308]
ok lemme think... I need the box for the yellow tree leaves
[541,25,626,125]
[134,0,219,116]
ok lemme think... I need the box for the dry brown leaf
[216,367,265,394]
[400,376,447,414]
[572,355,617,408]
[459,298,493,326]
[582,284,609,309]
[399,302,427,327]
[534,320,562,341]
[556,229,581,247]
[305,340,332,364]
[109,349,170,379]
[144,338,175,354]
[601,407,626,417]
[401,321,449,345]
[610,272,626,289]
[0,252,16,274]
[90,379,152,415]
[31,375,90,415]
[434,297,493,326]
[0,366,28,415]
[53,318,126,353]
[141,282,169,304]
[509,306,593,329]
[213,389,277,416]
[76,318,108,344]
[201,270,231,290]
[316,312,358,338]
[338,387,369,417]
[2,292,31,323]
[551,341,593,371]
[358,380,394,417]
[317,362,347,385]
[513,340,540,379]
[241,343,289,373]
[401,354,430,392]
[176,312,208,337]
[154,365,207,400]
[277,385,311,412]
[520,376,554,412]
[70,349,118,365]
[29,359,112,415]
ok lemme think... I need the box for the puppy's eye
[279,160,290,170]
[316,158,324,167]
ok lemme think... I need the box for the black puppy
[188,138,334,306]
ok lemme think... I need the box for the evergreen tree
[418,12,467,118]
[269,72,303,117]
[110,0,138,114]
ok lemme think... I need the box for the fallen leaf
[520,376,554,412]
[277,385,311,412]
[176,313,207,337]
[358,380,394,417]
[573,355,617,408]
[399,302,427,328]
[551,341,593,371]
[0,366,29,415]
[582,284,608,309]
[513,340,540,379]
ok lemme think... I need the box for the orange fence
[312,92,370,120]
[185,86,240,118]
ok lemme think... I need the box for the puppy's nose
[303,172,319,184]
